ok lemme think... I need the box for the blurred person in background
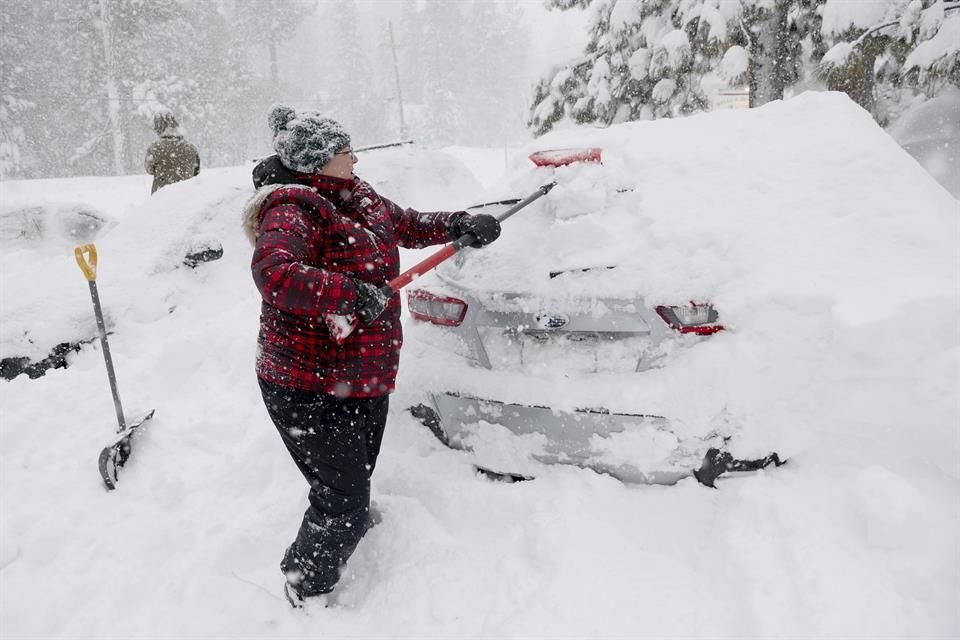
[144,111,200,194]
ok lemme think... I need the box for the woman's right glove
[447,213,501,248]
[353,280,390,325]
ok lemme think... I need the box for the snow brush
[325,180,558,343]
[75,244,155,490]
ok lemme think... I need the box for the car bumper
[422,391,726,485]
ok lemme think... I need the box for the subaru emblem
[536,313,569,329]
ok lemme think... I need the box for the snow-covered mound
[0,104,957,639]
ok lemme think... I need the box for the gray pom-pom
[268,104,296,134]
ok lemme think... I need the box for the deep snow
[0,94,958,639]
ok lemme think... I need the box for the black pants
[258,378,389,596]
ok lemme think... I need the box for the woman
[242,105,500,607]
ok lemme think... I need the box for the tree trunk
[749,1,789,107]
[98,0,124,175]
[268,0,279,92]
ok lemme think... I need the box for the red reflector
[407,289,468,326]
[655,304,724,335]
[528,148,603,167]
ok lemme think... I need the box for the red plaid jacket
[248,173,463,397]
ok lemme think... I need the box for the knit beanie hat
[153,111,178,135]
[268,104,351,174]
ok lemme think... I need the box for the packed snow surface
[1,94,958,638]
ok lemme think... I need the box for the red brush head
[528,148,603,167]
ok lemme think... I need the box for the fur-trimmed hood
[241,183,317,246]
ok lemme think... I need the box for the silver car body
[403,165,729,484]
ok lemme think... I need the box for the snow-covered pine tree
[0,0,36,178]
[1,0,321,178]
[200,0,268,165]
[817,0,959,123]
[393,0,534,146]
[393,0,470,145]
[0,0,123,178]
[529,0,757,134]
[316,0,393,146]
[461,0,531,146]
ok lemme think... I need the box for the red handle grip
[385,243,457,294]
[381,181,556,297]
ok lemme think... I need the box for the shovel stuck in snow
[74,244,155,490]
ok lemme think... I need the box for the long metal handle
[382,181,557,296]
[355,139,414,152]
[75,244,126,432]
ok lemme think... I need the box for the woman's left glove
[448,213,501,248]
[353,280,390,325]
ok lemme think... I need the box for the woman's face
[318,147,357,179]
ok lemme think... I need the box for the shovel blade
[99,409,155,490]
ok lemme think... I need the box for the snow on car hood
[444,91,959,329]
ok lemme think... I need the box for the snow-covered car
[403,149,734,484]
[0,201,117,379]
[401,92,959,485]
[888,87,960,199]
[0,172,238,380]
[0,201,115,248]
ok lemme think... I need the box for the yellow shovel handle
[75,244,98,281]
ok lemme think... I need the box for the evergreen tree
[0,0,117,178]
[411,0,470,145]
[322,0,392,145]
[462,0,531,146]
[529,0,740,135]
[530,0,829,134]
[817,0,960,123]
[0,0,320,178]
[0,1,39,177]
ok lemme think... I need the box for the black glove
[448,213,501,248]
[353,280,390,325]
